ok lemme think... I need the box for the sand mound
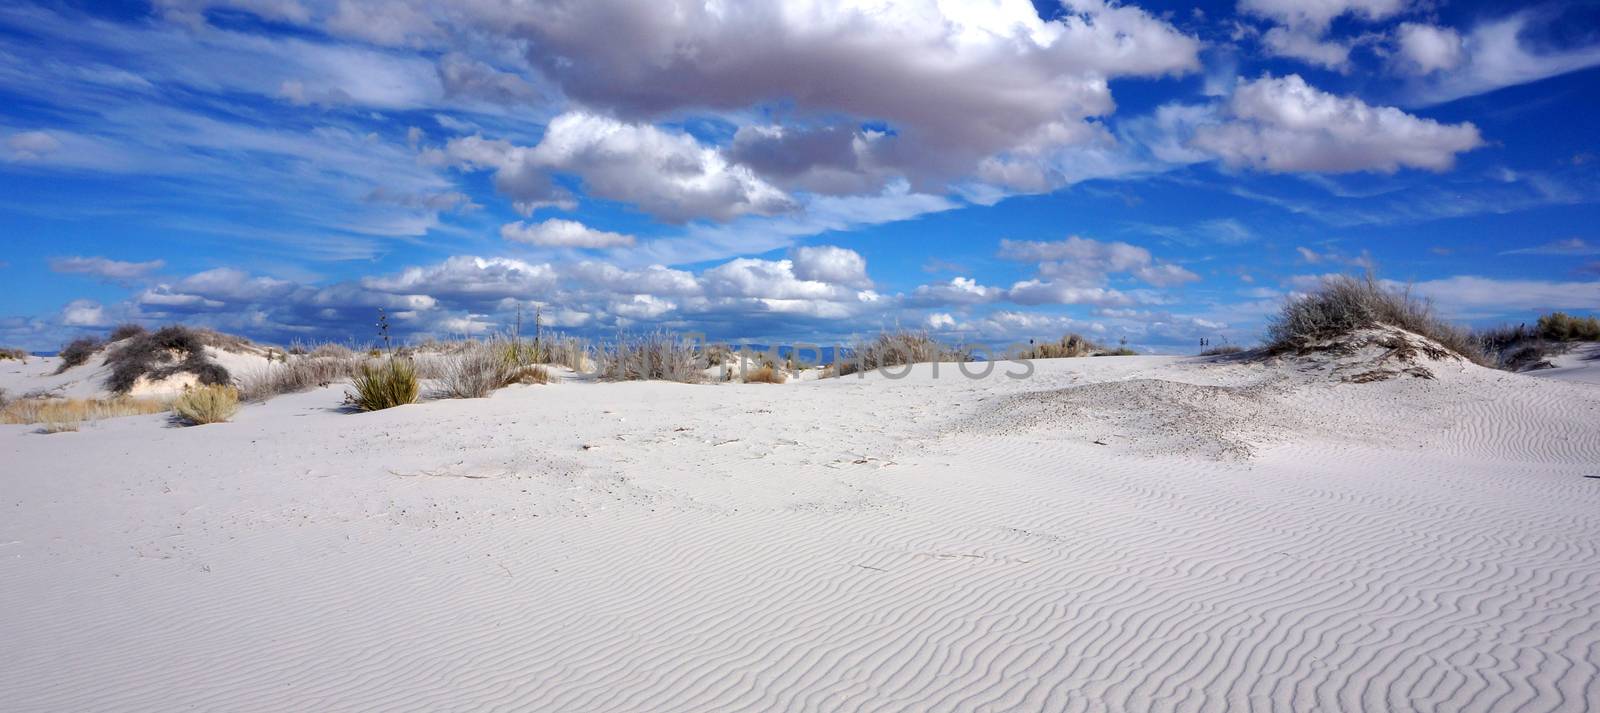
[1264,325,1471,383]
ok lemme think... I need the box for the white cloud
[1240,0,1407,71]
[1408,276,1600,315]
[361,257,557,301]
[5,130,62,160]
[1394,23,1465,75]
[1191,74,1484,173]
[49,256,166,285]
[501,219,636,249]
[999,235,1195,288]
[59,299,110,327]
[1407,12,1600,105]
[790,246,871,289]
[909,277,1006,306]
[1501,238,1599,256]
[444,113,795,223]
[1006,280,1141,307]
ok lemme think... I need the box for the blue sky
[2,0,1598,352]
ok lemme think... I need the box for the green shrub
[348,358,419,411]
[173,384,240,425]
[1537,312,1600,342]
[104,325,232,394]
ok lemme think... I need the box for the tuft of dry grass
[173,384,240,425]
[742,364,787,384]
[1199,344,1246,356]
[2,396,170,432]
[835,330,968,376]
[1267,273,1487,365]
[436,339,520,398]
[108,323,147,342]
[596,331,704,382]
[0,346,27,362]
[1015,334,1102,359]
[514,364,551,384]
[238,354,362,402]
[347,358,419,411]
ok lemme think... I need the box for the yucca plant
[173,384,240,425]
[348,358,419,411]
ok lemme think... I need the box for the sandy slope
[2,352,1598,712]
[1526,342,1600,384]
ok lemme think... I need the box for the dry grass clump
[1015,334,1102,359]
[835,330,969,376]
[514,364,551,384]
[173,384,240,425]
[1476,312,1600,371]
[104,325,232,393]
[596,331,703,382]
[436,339,520,398]
[347,357,419,411]
[308,342,357,359]
[2,396,170,432]
[237,354,361,401]
[54,337,102,373]
[1267,274,1486,365]
[743,364,787,384]
[1200,344,1245,356]
[0,347,27,361]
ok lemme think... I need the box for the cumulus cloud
[361,257,557,303]
[1190,74,1484,173]
[443,113,795,223]
[790,246,871,289]
[1394,23,1465,75]
[59,299,109,327]
[49,256,165,285]
[501,219,637,249]
[1240,0,1407,71]
[909,277,1006,307]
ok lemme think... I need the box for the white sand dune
[3,343,1598,712]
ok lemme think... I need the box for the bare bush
[104,325,233,394]
[835,330,968,376]
[54,337,101,373]
[109,323,147,342]
[1267,274,1487,365]
[173,385,240,425]
[596,331,703,382]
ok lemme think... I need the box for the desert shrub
[2,396,170,430]
[237,354,361,401]
[1538,312,1600,342]
[103,325,233,394]
[1096,347,1138,356]
[173,384,240,425]
[1267,274,1486,365]
[743,365,787,384]
[108,323,147,342]
[347,358,419,411]
[0,347,26,362]
[1199,344,1245,356]
[436,339,520,398]
[54,337,102,373]
[835,330,968,376]
[1015,334,1102,359]
[596,331,703,382]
